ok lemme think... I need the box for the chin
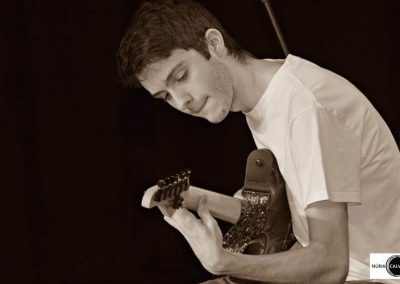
[207,109,229,124]
[207,117,222,124]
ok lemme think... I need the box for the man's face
[138,48,234,123]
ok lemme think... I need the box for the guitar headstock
[141,169,191,210]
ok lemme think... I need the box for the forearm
[216,242,348,284]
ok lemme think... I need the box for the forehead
[138,49,200,92]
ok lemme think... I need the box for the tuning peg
[178,171,185,179]
[164,176,171,185]
[164,184,171,198]
[167,175,176,184]
[175,180,182,194]
[157,179,166,188]
[154,189,162,202]
[172,196,184,209]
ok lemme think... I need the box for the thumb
[164,215,181,231]
[164,215,193,244]
[197,196,214,227]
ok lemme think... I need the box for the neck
[228,56,282,113]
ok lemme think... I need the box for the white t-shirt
[244,55,400,282]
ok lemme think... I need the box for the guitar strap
[222,148,296,255]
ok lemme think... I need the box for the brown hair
[117,0,250,87]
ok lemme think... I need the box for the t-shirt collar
[243,55,289,122]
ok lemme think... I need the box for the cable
[260,0,289,56]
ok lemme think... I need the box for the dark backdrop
[2,1,399,283]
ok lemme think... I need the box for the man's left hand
[164,196,225,274]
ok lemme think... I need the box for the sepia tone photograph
[2,0,399,283]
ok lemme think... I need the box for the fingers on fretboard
[155,169,191,209]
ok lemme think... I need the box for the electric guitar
[141,170,242,224]
[141,149,295,255]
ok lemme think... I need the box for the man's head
[117,0,250,123]
[117,0,249,87]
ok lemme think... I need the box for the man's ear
[205,28,226,57]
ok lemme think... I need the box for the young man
[117,0,400,283]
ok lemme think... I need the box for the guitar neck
[142,185,242,224]
[182,186,241,224]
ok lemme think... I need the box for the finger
[164,216,195,243]
[164,215,192,237]
[174,207,200,226]
[164,215,181,231]
[157,206,175,217]
[197,196,216,228]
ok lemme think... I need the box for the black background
[2,0,399,283]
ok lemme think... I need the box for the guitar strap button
[255,159,264,167]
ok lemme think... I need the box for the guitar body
[223,149,295,255]
[141,149,296,283]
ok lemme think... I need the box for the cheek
[209,62,232,98]
[188,60,232,101]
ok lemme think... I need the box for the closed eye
[176,70,187,82]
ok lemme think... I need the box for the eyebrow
[151,61,184,98]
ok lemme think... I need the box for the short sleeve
[290,105,361,208]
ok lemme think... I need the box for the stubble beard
[208,58,234,122]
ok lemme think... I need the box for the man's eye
[176,71,187,82]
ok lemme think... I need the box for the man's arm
[165,198,349,284]
[219,200,349,283]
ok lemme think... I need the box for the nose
[174,92,193,111]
